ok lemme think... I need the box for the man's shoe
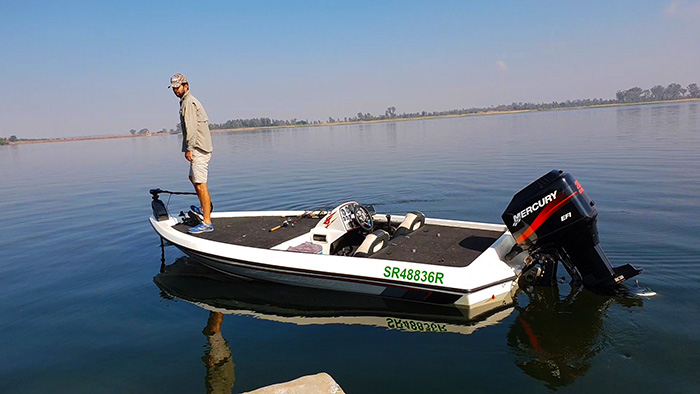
[190,205,204,222]
[188,222,213,234]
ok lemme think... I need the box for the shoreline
[6,98,699,146]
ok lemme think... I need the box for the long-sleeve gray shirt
[180,91,212,153]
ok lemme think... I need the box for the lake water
[2,102,699,393]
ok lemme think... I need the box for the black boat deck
[174,216,505,268]
[174,216,322,249]
[369,225,504,267]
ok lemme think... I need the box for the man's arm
[183,99,199,153]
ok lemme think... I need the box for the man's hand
[185,150,193,162]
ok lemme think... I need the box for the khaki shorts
[189,148,212,184]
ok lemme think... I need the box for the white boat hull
[149,206,527,311]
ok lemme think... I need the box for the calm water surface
[2,102,699,393]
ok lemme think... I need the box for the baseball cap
[169,73,188,88]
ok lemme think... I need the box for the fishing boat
[149,170,643,313]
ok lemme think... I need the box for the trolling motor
[502,170,642,288]
[150,189,170,221]
[149,188,208,223]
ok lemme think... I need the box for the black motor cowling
[502,170,641,288]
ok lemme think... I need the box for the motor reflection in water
[507,284,643,389]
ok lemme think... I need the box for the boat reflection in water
[155,256,515,393]
[155,257,644,391]
[154,256,515,336]
[507,284,643,389]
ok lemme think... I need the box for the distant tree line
[616,83,699,103]
[128,128,172,136]
[200,82,698,131]
[209,117,322,130]
[338,82,700,123]
[8,81,700,142]
[0,135,18,145]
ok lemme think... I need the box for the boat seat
[353,229,390,258]
[393,211,426,237]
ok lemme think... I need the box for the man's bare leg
[191,176,212,225]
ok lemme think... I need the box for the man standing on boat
[169,73,214,234]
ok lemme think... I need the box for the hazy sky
[2,0,699,138]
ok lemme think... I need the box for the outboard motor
[502,170,641,288]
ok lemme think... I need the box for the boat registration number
[386,318,447,333]
[383,266,444,284]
